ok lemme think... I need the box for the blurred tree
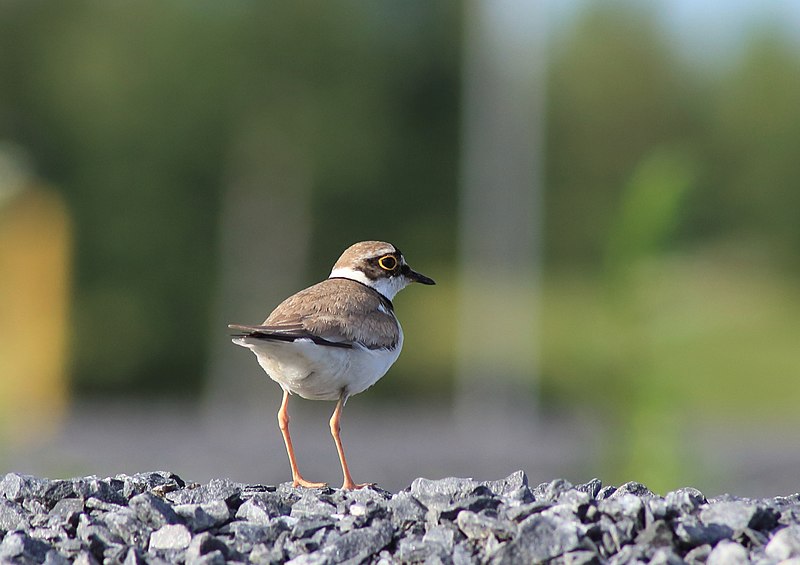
[603,146,698,493]
[307,3,461,266]
[538,6,800,492]
[692,33,800,259]
[1,1,240,393]
[545,5,693,268]
[0,0,462,396]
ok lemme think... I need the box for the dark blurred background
[2,0,800,496]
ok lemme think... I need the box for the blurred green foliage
[0,1,460,394]
[539,5,800,490]
[1,0,800,474]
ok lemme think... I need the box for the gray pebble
[647,546,684,565]
[456,510,515,541]
[533,478,574,503]
[185,531,230,562]
[1,473,49,502]
[597,486,617,500]
[437,492,501,521]
[235,492,291,523]
[766,524,800,560]
[290,493,337,520]
[73,549,101,565]
[103,507,151,546]
[148,523,192,550]
[674,515,733,548]
[423,523,458,551]
[707,539,749,565]
[398,533,447,562]
[71,477,126,506]
[411,477,482,506]
[634,519,673,548]
[612,481,655,499]
[175,500,231,532]
[119,472,185,500]
[700,500,757,532]
[481,471,529,497]
[574,478,603,499]
[0,530,52,563]
[48,497,84,523]
[322,519,394,564]
[606,543,644,565]
[387,490,426,527]
[598,493,644,524]
[0,498,30,531]
[165,478,240,506]
[550,549,599,565]
[665,487,706,516]
[43,548,72,565]
[85,497,125,513]
[291,517,334,539]
[683,543,712,565]
[76,512,125,548]
[188,549,227,565]
[492,512,580,563]
[2,470,800,565]
[129,492,181,528]
[227,520,277,549]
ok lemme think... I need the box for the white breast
[234,323,404,401]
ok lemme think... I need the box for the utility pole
[455,0,546,420]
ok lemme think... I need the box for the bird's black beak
[407,268,436,285]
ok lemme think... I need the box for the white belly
[233,330,403,401]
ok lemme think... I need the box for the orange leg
[277,390,326,488]
[330,394,373,490]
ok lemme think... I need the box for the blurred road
[5,393,799,498]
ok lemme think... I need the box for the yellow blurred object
[0,170,71,445]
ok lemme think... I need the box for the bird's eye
[378,255,398,271]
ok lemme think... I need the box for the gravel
[1,470,799,564]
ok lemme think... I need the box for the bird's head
[329,241,435,300]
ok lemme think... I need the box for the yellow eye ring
[378,255,398,271]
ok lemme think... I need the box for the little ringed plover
[229,240,435,490]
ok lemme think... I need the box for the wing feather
[229,278,399,350]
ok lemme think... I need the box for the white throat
[329,267,409,300]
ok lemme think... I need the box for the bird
[228,241,435,490]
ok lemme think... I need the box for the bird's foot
[341,480,375,490]
[292,476,327,489]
